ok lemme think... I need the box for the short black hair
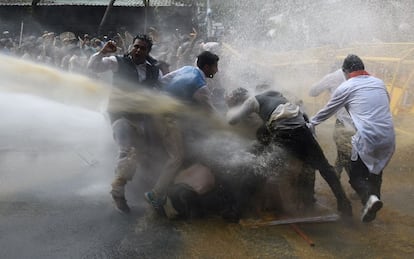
[342,54,364,73]
[133,34,153,52]
[196,51,219,69]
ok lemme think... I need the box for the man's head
[130,34,153,64]
[196,51,219,78]
[342,54,364,74]
[225,87,249,108]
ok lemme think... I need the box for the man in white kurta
[309,54,395,223]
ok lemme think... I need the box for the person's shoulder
[170,65,193,74]
[370,75,384,83]
[114,55,126,62]
[183,65,198,71]
[181,66,204,77]
[182,65,195,70]
[369,76,387,89]
[146,55,158,66]
[351,74,383,86]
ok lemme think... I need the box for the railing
[222,42,414,117]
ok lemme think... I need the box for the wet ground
[0,93,413,259]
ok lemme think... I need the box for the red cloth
[348,70,370,78]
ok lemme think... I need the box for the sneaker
[111,194,130,214]
[144,191,166,216]
[361,195,383,223]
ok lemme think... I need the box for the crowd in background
[0,27,221,77]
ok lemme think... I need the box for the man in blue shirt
[145,51,219,215]
[162,51,219,111]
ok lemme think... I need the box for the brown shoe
[111,194,130,214]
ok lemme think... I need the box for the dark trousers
[271,125,349,206]
[349,156,382,205]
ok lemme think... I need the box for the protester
[144,51,220,214]
[309,54,395,222]
[226,87,353,216]
[309,67,355,178]
[87,34,162,213]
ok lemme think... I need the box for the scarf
[348,70,370,78]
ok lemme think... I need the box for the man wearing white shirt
[87,34,162,213]
[310,54,395,222]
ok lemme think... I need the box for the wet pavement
[0,93,413,259]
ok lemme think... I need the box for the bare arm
[227,96,260,125]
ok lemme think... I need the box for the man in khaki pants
[88,34,162,213]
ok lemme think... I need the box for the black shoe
[111,194,130,214]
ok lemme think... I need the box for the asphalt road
[0,93,413,259]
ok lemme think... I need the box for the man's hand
[100,41,117,55]
[306,122,317,138]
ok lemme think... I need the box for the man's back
[163,66,206,102]
[338,76,393,136]
[336,75,395,173]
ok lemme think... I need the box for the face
[204,62,218,78]
[130,39,150,64]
